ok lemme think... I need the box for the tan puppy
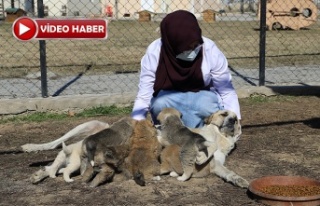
[156,108,216,182]
[81,117,136,187]
[124,119,162,186]
[160,110,249,188]
[160,144,211,178]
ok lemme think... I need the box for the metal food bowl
[248,176,320,206]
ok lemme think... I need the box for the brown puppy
[124,119,162,186]
[160,144,211,178]
[156,108,216,181]
[81,117,136,187]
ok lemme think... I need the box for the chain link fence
[0,0,319,99]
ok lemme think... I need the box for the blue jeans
[150,90,224,128]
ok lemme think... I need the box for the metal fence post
[115,0,119,19]
[259,0,266,86]
[37,0,48,97]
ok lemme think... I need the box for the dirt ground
[0,95,319,206]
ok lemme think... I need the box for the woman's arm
[131,39,161,120]
[204,38,241,119]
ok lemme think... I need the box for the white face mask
[176,44,202,62]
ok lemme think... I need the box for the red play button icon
[12,17,37,41]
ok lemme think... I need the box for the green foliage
[0,105,133,124]
[241,95,295,104]
[0,112,68,124]
[77,105,132,117]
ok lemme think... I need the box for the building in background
[104,0,224,19]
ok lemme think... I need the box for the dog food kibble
[260,185,320,197]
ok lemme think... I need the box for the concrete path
[0,66,319,115]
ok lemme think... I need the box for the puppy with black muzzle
[81,117,136,187]
[156,108,216,181]
[83,119,161,187]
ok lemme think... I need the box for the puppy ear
[220,110,229,117]
[234,123,242,141]
[211,115,225,127]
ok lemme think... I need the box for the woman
[131,10,240,128]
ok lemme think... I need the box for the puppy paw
[152,176,161,181]
[89,182,99,188]
[169,171,179,177]
[177,176,188,182]
[227,173,249,188]
[235,177,249,188]
[64,178,74,183]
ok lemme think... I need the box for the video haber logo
[12,17,37,41]
[13,17,108,41]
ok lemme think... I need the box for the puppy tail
[133,170,145,186]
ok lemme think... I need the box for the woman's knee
[150,96,170,115]
[150,96,172,124]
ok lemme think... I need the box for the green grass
[2,112,69,123]
[240,94,295,104]
[78,105,133,117]
[0,105,133,124]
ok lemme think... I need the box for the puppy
[26,120,109,183]
[161,110,249,188]
[87,144,131,187]
[124,119,162,186]
[81,117,136,187]
[30,140,84,183]
[160,144,211,178]
[60,141,83,182]
[196,110,248,188]
[156,108,216,181]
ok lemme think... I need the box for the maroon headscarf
[153,10,206,97]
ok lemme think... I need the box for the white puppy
[30,140,85,183]
[28,121,110,183]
